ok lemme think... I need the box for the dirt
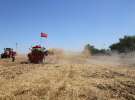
[0,55,134,100]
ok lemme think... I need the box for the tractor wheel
[1,54,4,58]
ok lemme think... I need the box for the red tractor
[1,48,16,58]
[28,45,48,63]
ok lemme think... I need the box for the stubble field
[0,54,135,100]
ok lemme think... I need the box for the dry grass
[0,54,135,100]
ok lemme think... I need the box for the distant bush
[83,44,109,56]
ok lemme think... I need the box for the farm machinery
[1,48,16,58]
[28,45,48,63]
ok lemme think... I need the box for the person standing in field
[11,49,16,62]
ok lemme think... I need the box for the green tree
[110,35,135,53]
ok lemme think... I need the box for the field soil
[0,54,135,100]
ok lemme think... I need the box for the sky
[0,0,135,53]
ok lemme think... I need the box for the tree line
[84,35,135,55]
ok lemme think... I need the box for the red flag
[41,32,48,38]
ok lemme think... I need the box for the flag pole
[16,42,18,53]
[40,32,42,46]
[40,32,48,47]
[46,32,48,48]
[40,36,42,46]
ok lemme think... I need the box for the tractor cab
[1,48,15,58]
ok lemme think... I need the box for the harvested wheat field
[0,54,135,100]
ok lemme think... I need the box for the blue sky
[0,0,135,53]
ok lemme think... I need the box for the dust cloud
[46,49,135,67]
